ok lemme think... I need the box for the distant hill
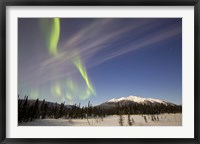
[18,98,78,109]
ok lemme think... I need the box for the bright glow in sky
[18,18,182,105]
[49,18,60,56]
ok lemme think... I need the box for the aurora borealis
[18,18,182,105]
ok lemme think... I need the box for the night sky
[18,18,182,106]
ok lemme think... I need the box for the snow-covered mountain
[97,95,176,109]
[107,96,169,105]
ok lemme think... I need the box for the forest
[18,95,182,123]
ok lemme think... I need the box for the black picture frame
[0,0,200,144]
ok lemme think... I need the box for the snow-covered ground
[19,113,182,126]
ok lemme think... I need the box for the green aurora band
[46,18,95,102]
[73,56,95,96]
[49,18,60,56]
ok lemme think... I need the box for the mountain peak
[106,95,172,106]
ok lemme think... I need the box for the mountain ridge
[97,95,177,109]
[107,95,172,105]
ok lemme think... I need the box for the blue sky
[18,18,182,106]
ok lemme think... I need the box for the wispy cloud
[40,19,155,71]
[20,18,181,87]
[89,23,181,67]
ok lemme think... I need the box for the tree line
[101,103,182,115]
[18,96,105,123]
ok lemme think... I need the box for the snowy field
[19,113,182,126]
